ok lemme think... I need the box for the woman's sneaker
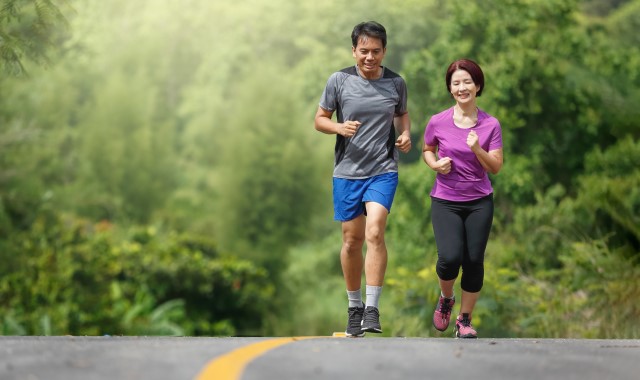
[432,295,455,331]
[454,313,477,339]
[345,304,365,337]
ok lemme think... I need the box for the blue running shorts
[333,172,399,222]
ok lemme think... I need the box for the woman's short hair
[446,59,485,97]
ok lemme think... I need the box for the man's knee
[365,224,385,246]
[343,234,365,253]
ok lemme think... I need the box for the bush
[0,213,273,336]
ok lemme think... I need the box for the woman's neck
[455,103,477,116]
[453,103,478,129]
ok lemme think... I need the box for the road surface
[0,336,638,380]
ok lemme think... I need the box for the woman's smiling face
[449,69,480,104]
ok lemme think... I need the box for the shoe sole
[345,331,366,338]
[455,335,478,339]
[361,326,382,333]
[454,328,477,339]
[433,319,449,332]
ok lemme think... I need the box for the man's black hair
[351,21,387,48]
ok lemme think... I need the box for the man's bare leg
[360,202,389,333]
[341,214,366,291]
[363,202,389,287]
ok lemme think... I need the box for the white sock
[347,289,362,308]
[365,285,383,309]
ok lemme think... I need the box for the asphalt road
[1,336,638,380]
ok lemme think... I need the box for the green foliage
[484,136,640,338]
[1,0,639,338]
[0,214,274,336]
[74,71,178,223]
[214,62,327,271]
[581,0,632,15]
[0,0,71,75]
[113,284,186,336]
[270,233,346,336]
[573,136,640,253]
[606,0,640,46]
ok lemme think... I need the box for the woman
[422,59,503,338]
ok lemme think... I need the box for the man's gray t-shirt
[319,65,408,179]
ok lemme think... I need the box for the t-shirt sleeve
[424,118,437,146]
[319,73,340,112]
[489,120,503,151]
[394,78,408,116]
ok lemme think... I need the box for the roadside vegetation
[1,0,638,338]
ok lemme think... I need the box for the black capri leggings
[430,194,494,293]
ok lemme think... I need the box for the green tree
[73,71,177,222]
[215,62,327,272]
[0,0,71,75]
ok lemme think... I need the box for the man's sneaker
[454,313,477,339]
[432,295,455,331]
[361,306,382,333]
[345,304,365,337]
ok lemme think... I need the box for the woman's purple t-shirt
[423,107,503,202]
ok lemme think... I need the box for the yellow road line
[195,336,321,380]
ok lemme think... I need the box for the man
[314,21,411,337]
